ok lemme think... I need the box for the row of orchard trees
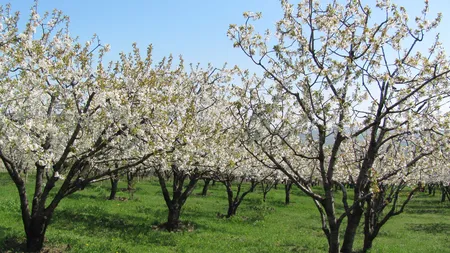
[1,1,450,252]
[227,1,450,252]
[0,3,261,250]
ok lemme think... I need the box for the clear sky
[3,0,450,71]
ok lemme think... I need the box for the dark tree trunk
[155,166,199,231]
[363,236,374,253]
[26,234,45,252]
[328,229,340,253]
[263,191,268,202]
[441,184,449,203]
[223,178,258,218]
[341,206,364,253]
[285,181,292,205]
[227,204,237,217]
[127,171,134,191]
[427,184,433,195]
[250,179,256,192]
[322,184,340,253]
[341,162,374,253]
[260,180,275,202]
[202,179,211,196]
[166,206,182,231]
[362,198,377,253]
[108,171,119,200]
[24,193,62,252]
[361,185,418,253]
[26,215,51,252]
[225,184,238,218]
[127,170,135,199]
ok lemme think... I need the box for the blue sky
[3,0,450,71]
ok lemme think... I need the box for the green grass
[0,173,449,252]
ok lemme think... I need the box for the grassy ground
[0,173,449,252]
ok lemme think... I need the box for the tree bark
[108,172,119,200]
[441,184,449,203]
[285,181,292,205]
[227,204,237,217]
[261,180,275,202]
[223,179,258,218]
[26,215,50,252]
[323,185,340,253]
[166,205,182,231]
[127,170,135,199]
[363,236,374,253]
[202,179,211,196]
[328,229,340,253]
[156,167,199,231]
[341,206,364,253]
[225,181,236,218]
[127,170,134,191]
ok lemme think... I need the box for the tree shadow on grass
[51,207,179,246]
[0,226,69,253]
[50,204,225,246]
[0,236,26,253]
[0,226,22,252]
[407,223,450,235]
[405,207,448,215]
[405,199,450,215]
[65,192,106,201]
[265,199,295,208]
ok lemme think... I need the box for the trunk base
[26,235,45,252]
[162,208,183,232]
[226,205,238,218]
[158,220,195,232]
[363,239,373,253]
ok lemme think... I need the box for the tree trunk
[362,199,376,253]
[127,171,134,191]
[166,206,182,231]
[26,212,52,252]
[108,172,119,200]
[285,181,292,205]
[26,224,46,251]
[222,179,258,218]
[127,170,135,199]
[441,184,449,203]
[263,191,267,202]
[363,236,374,253]
[156,167,199,231]
[328,229,340,253]
[322,185,340,253]
[225,182,236,218]
[202,179,211,196]
[341,206,364,253]
[227,204,237,218]
[250,179,256,192]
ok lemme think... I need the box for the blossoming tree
[115,43,236,230]
[228,0,450,252]
[149,64,233,231]
[0,5,158,250]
